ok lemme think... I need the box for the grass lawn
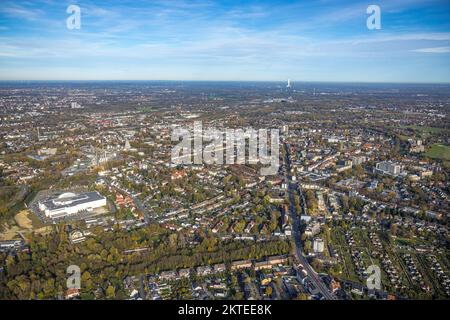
[406,126,448,135]
[424,144,450,161]
[395,237,417,247]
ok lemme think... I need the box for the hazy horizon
[1,80,450,85]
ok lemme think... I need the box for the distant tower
[124,139,131,151]
[286,79,292,89]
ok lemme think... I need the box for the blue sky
[0,0,450,82]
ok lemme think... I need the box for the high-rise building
[352,156,367,166]
[376,161,402,176]
[313,238,325,253]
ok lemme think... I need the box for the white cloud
[412,46,450,53]
[0,4,43,21]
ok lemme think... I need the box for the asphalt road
[283,142,337,300]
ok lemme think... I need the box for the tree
[106,285,115,299]
[376,183,384,194]
[304,240,312,253]
[353,165,365,178]
[265,286,273,297]
[341,195,349,211]
[296,293,309,300]
[390,223,398,237]
[305,190,318,213]
[81,271,93,291]
[269,210,280,232]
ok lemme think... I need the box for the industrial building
[38,191,107,219]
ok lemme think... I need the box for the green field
[424,144,450,161]
[406,126,448,135]
[403,126,449,140]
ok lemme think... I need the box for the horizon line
[1,79,450,85]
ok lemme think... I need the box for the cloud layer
[0,0,449,82]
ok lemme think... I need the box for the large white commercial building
[375,161,402,176]
[38,191,107,219]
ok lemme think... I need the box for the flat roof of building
[40,191,105,211]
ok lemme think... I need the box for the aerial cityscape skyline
[0,0,449,308]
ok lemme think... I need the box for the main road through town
[283,142,337,300]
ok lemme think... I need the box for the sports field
[424,144,450,161]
